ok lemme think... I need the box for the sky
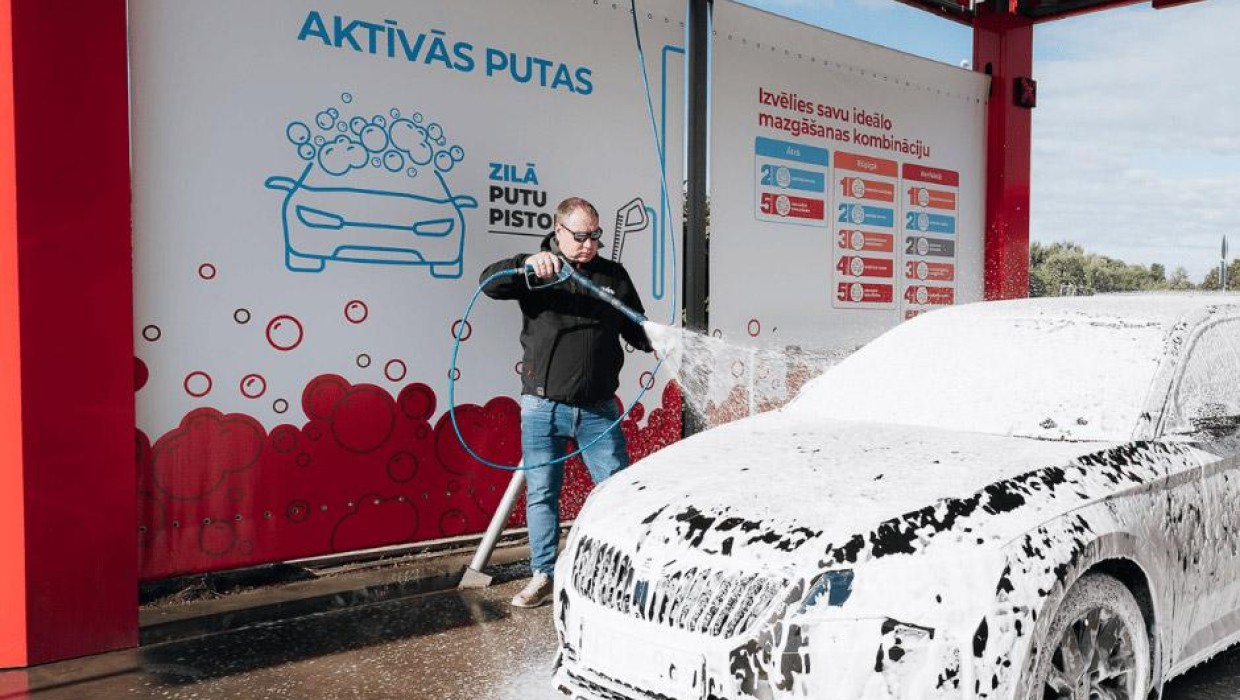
[737,0,1240,283]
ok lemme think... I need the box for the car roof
[934,293,1240,330]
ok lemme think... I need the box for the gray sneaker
[511,572,553,608]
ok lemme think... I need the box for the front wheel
[1028,573,1150,700]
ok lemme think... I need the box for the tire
[1028,573,1150,700]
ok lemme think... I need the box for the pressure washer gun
[522,257,648,326]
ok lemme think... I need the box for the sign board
[131,0,684,578]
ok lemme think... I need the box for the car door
[1158,314,1240,666]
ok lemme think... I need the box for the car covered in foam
[553,294,1240,700]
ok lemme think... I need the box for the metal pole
[458,465,525,589]
[683,0,710,437]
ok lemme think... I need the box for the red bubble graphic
[266,315,304,351]
[240,373,267,399]
[747,319,761,337]
[384,359,407,382]
[150,408,263,500]
[451,319,472,341]
[198,263,217,280]
[183,371,212,398]
[387,451,418,483]
[135,357,149,392]
[270,425,299,454]
[344,300,369,324]
[439,509,469,537]
[199,521,236,556]
[330,496,418,552]
[332,385,396,453]
[303,374,349,420]
[639,371,655,390]
[397,383,436,421]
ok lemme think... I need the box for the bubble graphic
[747,319,761,337]
[337,123,348,133]
[315,110,335,130]
[344,300,369,324]
[296,453,312,468]
[349,116,367,134]
[451,320,472,341]
[271,426,299,454]
[373,115,386,127]
[327,108,339,119]
[286,122,311,145]
[390,108,401,119]
[265,315,304,351]
[412,112,424,124]
[286,500,310,523]
[297,144,315,161]
[184,371,212,398]
[639,371,656,390]
[142,325,161,342]
[385,359,407,382]
[387,452,418,483]
[449,145,464,162]
[135,357,148,392]
[514,362,524,375]
[434,151,454,173]
[314,135,325,146]
[448,368,461,381]
[273,398,289,414]
[318,135,368,176]
[198,263,216,280]
[240,374,267,399]
[371,157,381,167]
[341,92,353,103]
[383,150,404,172]
[233,308,251,324]
[406,168,418,178]
[356,354,371,368]
[389,119,433,165]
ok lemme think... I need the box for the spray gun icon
[608,197,665,301]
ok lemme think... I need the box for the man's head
[553,197,603,265]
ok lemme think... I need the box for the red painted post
[973,2,1033,300]
[0,0,135,666]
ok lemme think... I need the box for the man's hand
[525,252,563,280]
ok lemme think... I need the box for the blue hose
[448,267,662,471]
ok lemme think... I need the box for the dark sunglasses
[558,223,604,242]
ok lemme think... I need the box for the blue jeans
[521,394,629,576]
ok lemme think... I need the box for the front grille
[570,535,788,638]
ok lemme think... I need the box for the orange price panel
[836,282,894,304]
[906,186,956,211]
[840,177,894,203]
[837,256,894,279]
[836,229,894,253]
[903,285,954,306]
[905,260,955,282]
[836,151,898,178]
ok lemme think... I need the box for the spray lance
[521,255,648,326]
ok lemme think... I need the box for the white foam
[642,321,850,424]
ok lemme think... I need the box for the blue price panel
[837,203,894,228]
[904,211,956,234]
[755,137,829,166]
[759,164,825,193]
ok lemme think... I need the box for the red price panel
[900,163,959,317]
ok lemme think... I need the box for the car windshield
[789,305,1171,441]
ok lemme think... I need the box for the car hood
[578,411,1114,570]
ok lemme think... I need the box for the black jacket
[481,234,653,405]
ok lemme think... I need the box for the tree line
[1028,241,1231,297]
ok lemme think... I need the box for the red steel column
[974,2,1033,300]
[0,0,135,666]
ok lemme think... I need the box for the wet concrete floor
[2,574,1240,700]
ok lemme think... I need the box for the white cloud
[1031,2,1240,281]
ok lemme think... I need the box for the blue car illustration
[265,165,477,277]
